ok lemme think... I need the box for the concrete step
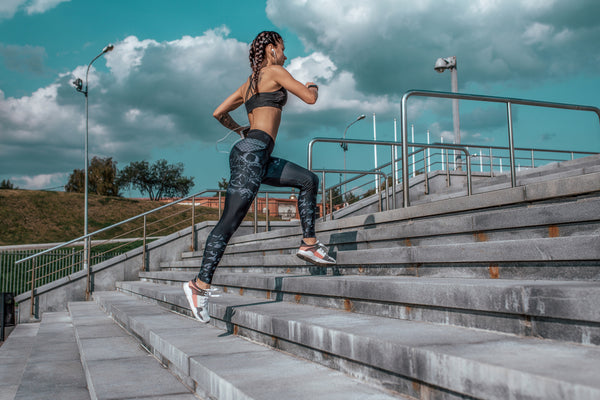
[0,323,40,400]
[68,301,198,400]
[165,235,600,281]
[114,280,600,400]
[2,312,90,400]
[171,195,600,260]
[182,171,600,258]
[91,291,405,400]
[333,154,600,219]
[138,272,600,346]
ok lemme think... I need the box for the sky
[1,0,599,197]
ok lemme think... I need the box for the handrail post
[142,216,147,271]
[254,199,258,234]
[506,102,517,187]
[30,258,36,317]
[464,149,472,196]
[445,149,451,186]
[329,188,334,219]
[191,197,196,251]
[218,192,222,219]
[531,149,535,169]
[401,97,410,207]
[489,147,493,177]
[265,192,270,232]
[377,173,382,212]
[390,146,396,209]
[384,174,390,210]
[322,171,326,221]
[85,238,91,300]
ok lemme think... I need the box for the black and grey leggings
[197,129,319,284]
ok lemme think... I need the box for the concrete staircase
[3,155,599,399]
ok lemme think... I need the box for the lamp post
[434,56,461,170]
[340,114,366,200]
[73,44,114,275]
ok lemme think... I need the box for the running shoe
[183,279,212,323]
[296,240,336,266]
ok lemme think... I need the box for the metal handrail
[14,187,298,315]
[401,90,600,207]
[308,137,472,215]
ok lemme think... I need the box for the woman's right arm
[270,66,318,104]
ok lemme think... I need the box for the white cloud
[14,172,67,190]
[25,0,70,15]
[0,0,68,18]
[0,25,405,189]
[267,0,600,94]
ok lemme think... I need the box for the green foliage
[65,156,120,196]
[0,179,17,189]
[118,159,194,201]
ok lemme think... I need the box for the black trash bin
[1,292,15,341]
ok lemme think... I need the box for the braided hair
[248,31,283,96]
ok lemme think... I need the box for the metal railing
[308,138,472,219]
[400,90,600,207]
[12,188,297,316]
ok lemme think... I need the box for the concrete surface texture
[3,153,600,399]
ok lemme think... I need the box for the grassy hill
[0,190,224,246]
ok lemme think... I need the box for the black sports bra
[244,86,288,114]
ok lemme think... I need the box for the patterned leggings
[197,129,319,284]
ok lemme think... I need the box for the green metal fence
[0,247,125,296]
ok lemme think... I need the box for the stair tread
[92,291,405,400]
[9,312,90,400]
[117,280,600,397]
[69,301,198,400]
[140,271,600,322]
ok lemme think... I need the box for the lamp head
[357,114,366,121]
[103,44,114,53]
[434,56,456,72]
[73,78,83,92]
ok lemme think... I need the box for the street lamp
[72,43,114,275]
[340,114,366,201]
[434,56,461,170]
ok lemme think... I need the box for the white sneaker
[183,279,212,323]
[296,240,336,266]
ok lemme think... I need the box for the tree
[65,156,120,196]
[118,159,194,201]
[0,179,17,189]
[216,177,228,195]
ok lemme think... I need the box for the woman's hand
[237,126,250,138]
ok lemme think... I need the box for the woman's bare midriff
[247,107,282,141]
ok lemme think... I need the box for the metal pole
[254,200,258,234]
[191,197,196,251]
[390,146,396,209]
[507,102,517,187]
[265,193,270,232]
[401,98,410,207]
[373,113,379,194]
[322,171,327,221]
[329,189,333,219]
[142,216,147,271]
[83,87,89,272]
[451,67,461,170]
[30,258,36,317]
[531,149,535,169]
[85,238,91,300]
[218,191,222,218]
[393,119,398,182]
[411,124,415,178]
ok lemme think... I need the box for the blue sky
[1,0,599,196]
